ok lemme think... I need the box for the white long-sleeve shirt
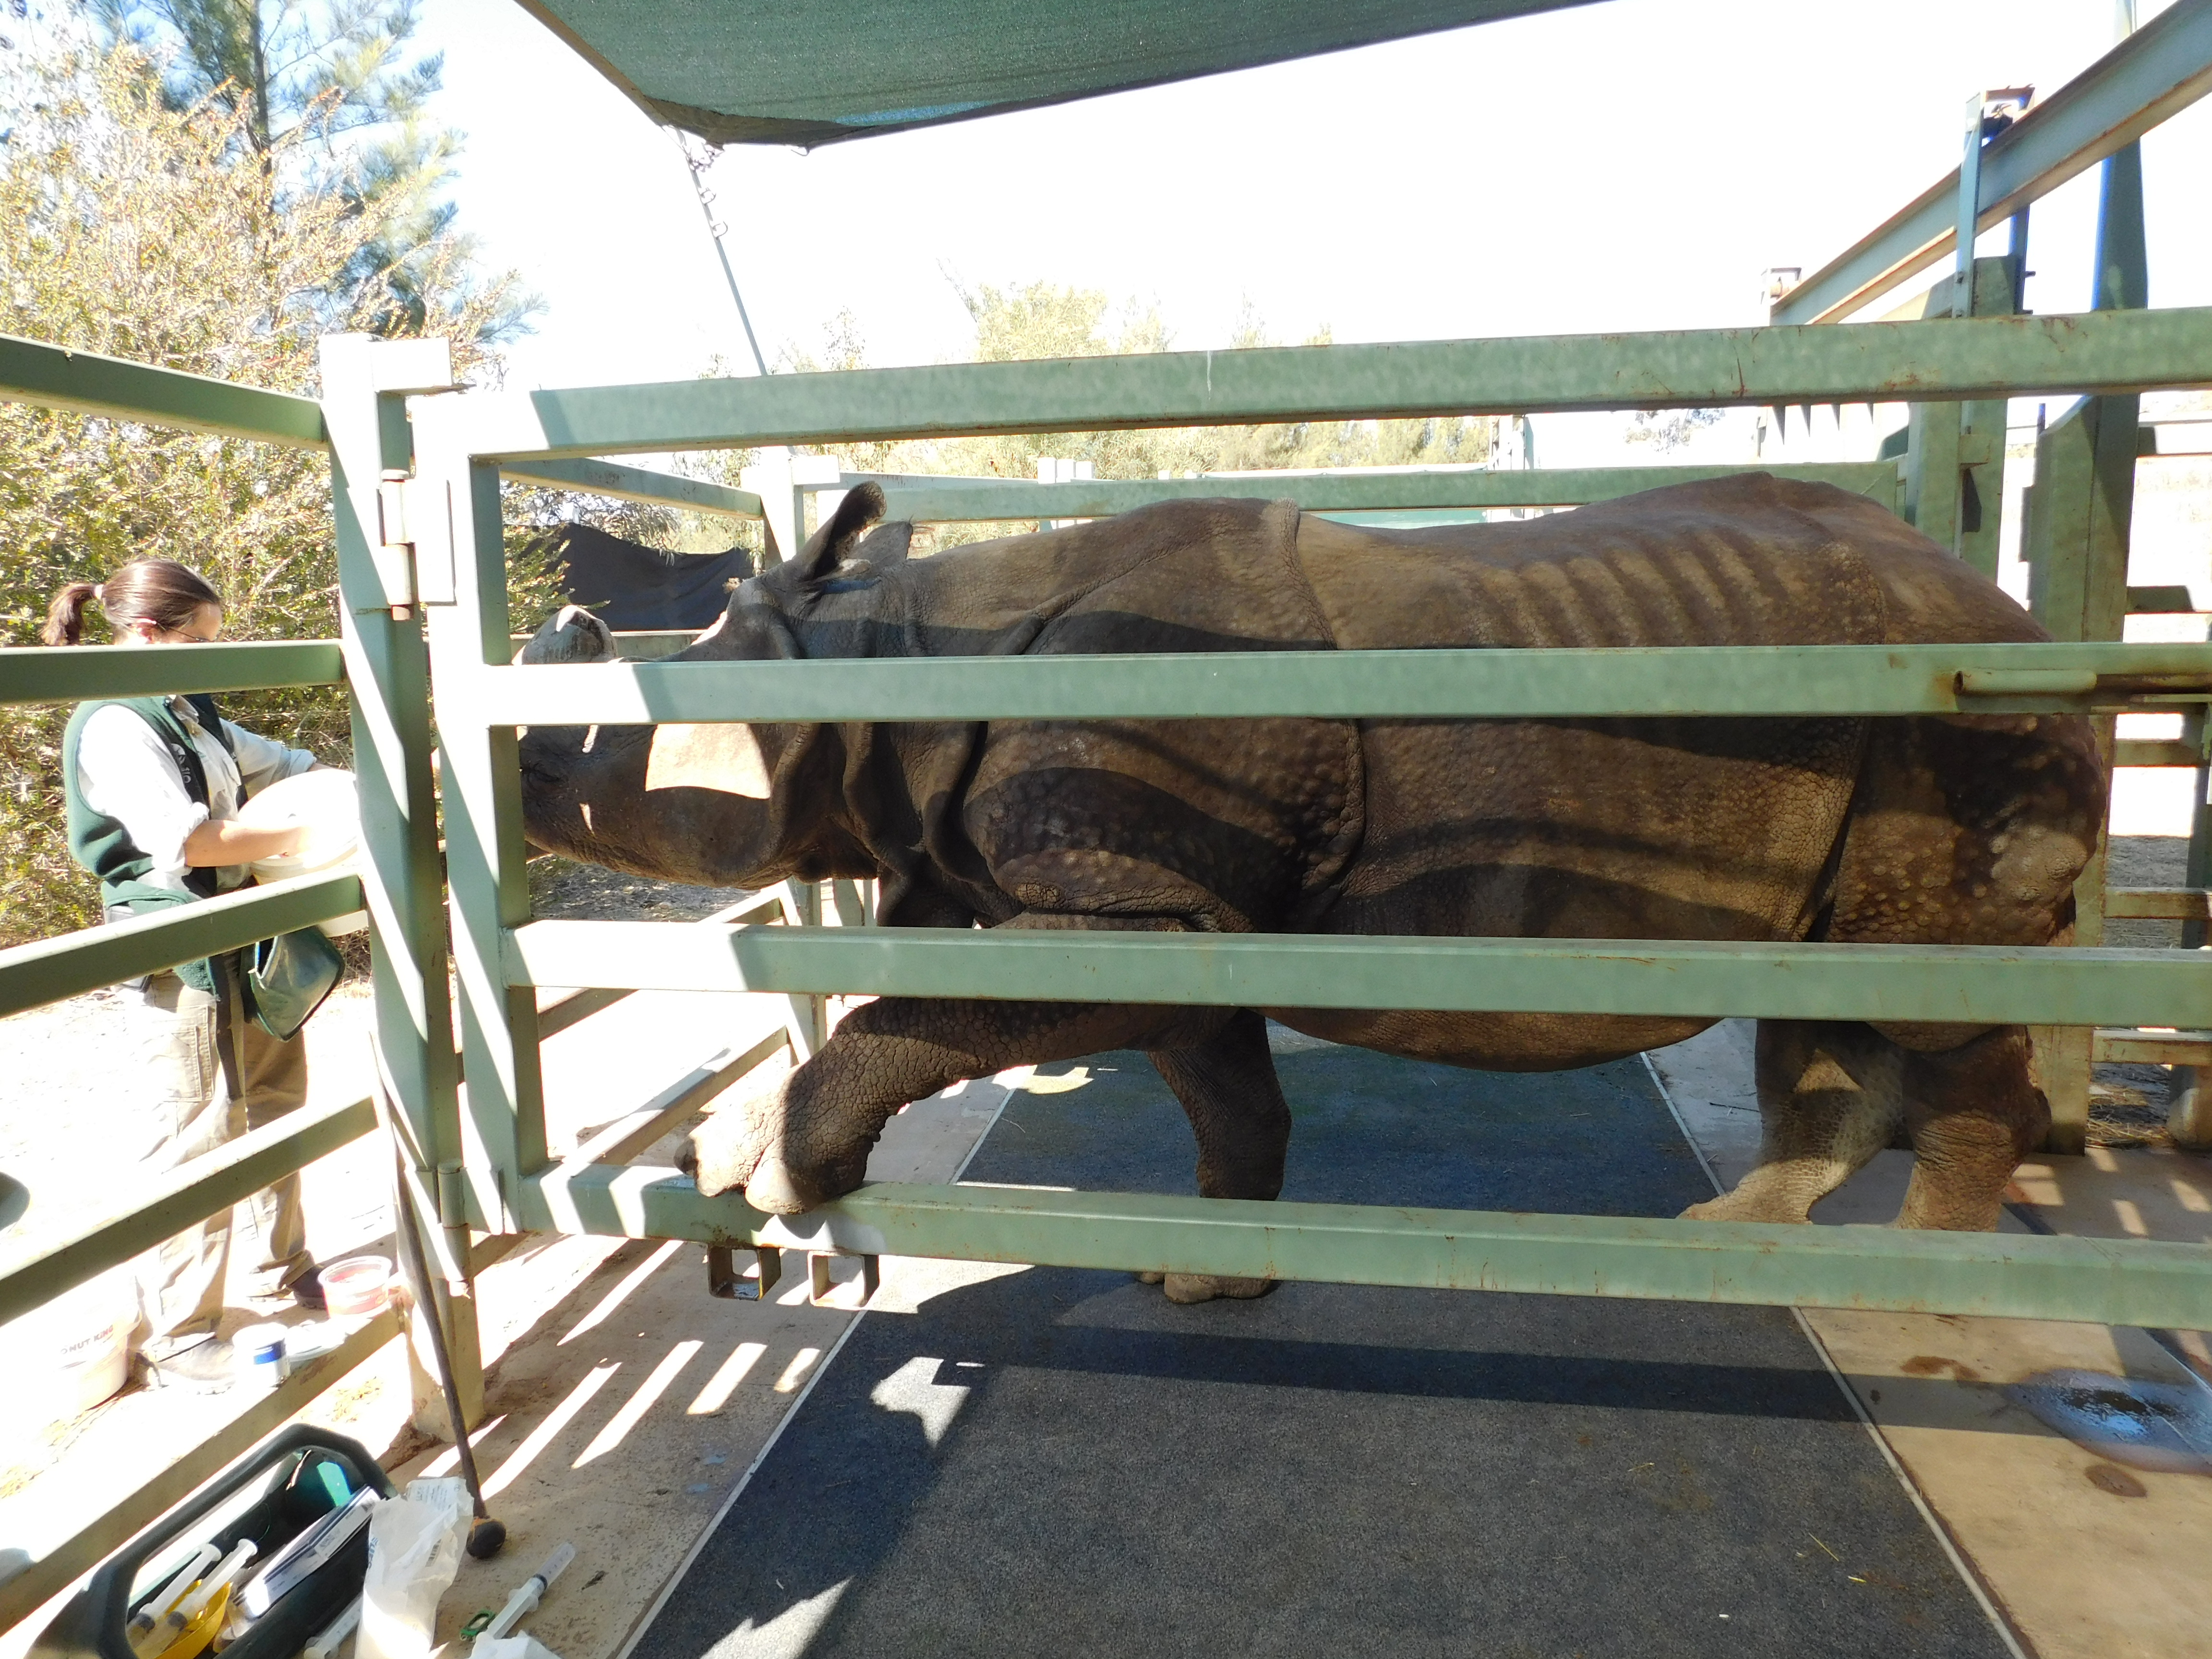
[74,698,318,895]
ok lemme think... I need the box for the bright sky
[417,0,2212,427]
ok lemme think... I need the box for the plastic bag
[357,1478,470,1659]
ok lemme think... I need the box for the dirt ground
[527,856,751,924]
[0,859,762,1604]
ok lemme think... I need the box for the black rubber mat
[632,1039,2009,1659]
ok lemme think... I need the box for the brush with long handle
[373,1078,506,1559]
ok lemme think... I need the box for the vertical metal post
[1902,93,1993,553]
[318,335,481,1430]
[2019,113,2146,1155]
[2169,707,2212,1145]
[775,878,827,1058]
[413,402,551,1244]
[1900,314,1964,552]
[1955,258,2020,581]
[740,454,803,566]
[2020,397,2128,1157]
[1948,92,1987,322]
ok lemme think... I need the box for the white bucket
[8,1271,133,1427]
[239,769,368,936]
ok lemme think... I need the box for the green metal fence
[5,14,2212,1631]
[0,337,409,1635]
[393,289,2212,1333]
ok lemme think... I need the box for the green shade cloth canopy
[516,0,1604,147]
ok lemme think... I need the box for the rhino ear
[793,481,886,582]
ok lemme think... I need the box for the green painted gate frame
[0,301,2207,1643]
[0,333,433,1635]
[396,301,2212,1335]
[1,13,2208,1638]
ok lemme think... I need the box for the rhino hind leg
[1142,1009,1290,1304]
[1889,1024,2047,1230]
[1681,1020,1902,1225]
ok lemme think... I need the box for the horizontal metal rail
[2093,1029,2212,1065]
[0,1307,400,1635]
[503,456,764,518]
[535,983,636,1040]
[0,639,346,708]
[424,306,2212,460]
[1775,0,2212,324]
[474,641,2212,726]
[532,890,788,1044]
[0,333,328,448]
[559,1023,791,1171]
[2107,887,2211,921]
[516,1173,2212,1332]
[505,924,2208,1033]
[0,1094,377,1327]
[839,461,1900,522]
[507,628,711,662]
[2114,737,2206,767]
[2127,584,2204,614]
[0,872,364,1020]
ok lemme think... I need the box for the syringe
[480,1544,576,1641]
[127,1543,219,1649]
[151,1540,257,1645]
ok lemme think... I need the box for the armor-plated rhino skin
[516,475,2101,1302]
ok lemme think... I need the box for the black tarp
[541,523,753,631]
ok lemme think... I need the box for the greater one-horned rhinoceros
[516,474,2102,1301]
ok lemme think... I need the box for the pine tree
[95,0,529,337]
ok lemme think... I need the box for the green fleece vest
[61,694,236,992]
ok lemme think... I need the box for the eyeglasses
[154,622,221,644]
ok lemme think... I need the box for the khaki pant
[126,966,312,1358]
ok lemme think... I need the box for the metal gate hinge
[371,473,457,610]
[371,471,418,612]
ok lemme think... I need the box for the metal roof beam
[416,306,2212,462]
[503,456,763,518]
[837,463,1897,521]
[1773,0,2212,326]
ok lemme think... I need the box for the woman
[46,558,327,1392]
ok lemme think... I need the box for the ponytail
[43,582,99,646]
[43,560,222,646]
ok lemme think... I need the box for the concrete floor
[389,1062,1020,1659]
[11,998,2212,1659]
[0,985,1012,1659]
[1651,1020,2212,1659]
[636,1037,2015,1659]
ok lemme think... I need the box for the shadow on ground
[633,1041,2010,1659]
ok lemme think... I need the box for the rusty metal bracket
[706,1244,783,1300]
[809,1250,880,1307]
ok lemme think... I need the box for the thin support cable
[673,131,769,377]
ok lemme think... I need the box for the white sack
[357,1477,470,1659]
[473,1635,563,1659]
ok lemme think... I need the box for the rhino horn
[516,604,615,665]
[795,481,888,581]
